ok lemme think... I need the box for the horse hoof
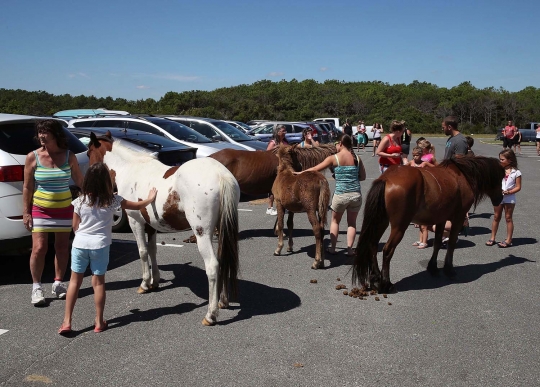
[202,317,216,326]
[311,261,324,270]
[287,247,293,253]
[427,265,439,276]
[273,251,281,256]
[137,286,149,294]
[218,301,229,309]
[150,284,159,291]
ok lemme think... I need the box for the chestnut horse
[353,156,504,293]
[209,145,336,195]
[272,146,331,269]
[86,132,240,326]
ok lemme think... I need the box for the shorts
[71,245,110,275]
[401,143,410,155]
[501,194,516,205]
[331,191,362,213]
[502,137,514,148]
[536,138,540,142]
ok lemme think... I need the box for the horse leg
[195,232,221,326]
[274,202,285,256]
[286,211,294,253]
[146,226,160,291]
[306,209,324,269]
[128,218,153,294]
[427,222,445,275]
[443,219,464,277]
[367,218,389,290]
[380,224,407,293]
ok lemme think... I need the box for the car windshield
[212,121,253,141]
[233,121,252,132]
[149,119,211,143]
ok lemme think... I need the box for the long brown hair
[81,162,115,208]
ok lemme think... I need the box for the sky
[1,0,538,101]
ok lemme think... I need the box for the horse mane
[105,137,159,161]
[439,156,504,209]
[271,144,336,170]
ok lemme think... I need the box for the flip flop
[326,247,338,255]
[58,324,72,335]
[497,241,512,248]
[94,321,108,333]
[485,240,496,246]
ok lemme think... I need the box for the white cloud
[136,85,150,89]
[67,72,90,79]
[268,72,284,77]
[320,67,329,72]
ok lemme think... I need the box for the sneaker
[266,208,278,216]
[52,282,67,299]
[31,287,45,305]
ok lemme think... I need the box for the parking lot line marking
[159,244,184,247]
[239,209,253,212]
[0,329,8,336]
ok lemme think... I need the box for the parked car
[293,122,330,144]
[165,116,268,151]
[68,127,197,231]
[0,114,89,253]
[53,108,130,120]
[246,120,270,127]
[68,116,245,157]
[247,122,310,144]
[223,120,253,134]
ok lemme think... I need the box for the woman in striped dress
[23,120,84,306]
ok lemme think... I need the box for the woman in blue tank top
[295,134,366,256]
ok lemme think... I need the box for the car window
[293,125,307,133]
[72,120,97,128]
[212,121,252,141]
[189,122,217,139]
[252,124,273,134]
[92,120,126,128]
[0,123,87,155]
[127,121,163,135]
[148,120,212,143]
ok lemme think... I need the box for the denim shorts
[71,246,110,275]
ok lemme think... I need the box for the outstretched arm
[122,188,158,210]
[293,155,335,174]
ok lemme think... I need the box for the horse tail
[318,179,331,228]
[217,173,240,299]
[352,179,387,287]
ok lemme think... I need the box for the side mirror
[212,134,223,142]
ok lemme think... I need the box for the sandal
[412,241,421,246]
[94,321,108,333]
[417,242,427,249]
[326,247,338,255]
[58,324,72,335]
[485,240,496,246]
[497,241,512,248]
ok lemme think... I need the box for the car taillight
[0,165,24,182]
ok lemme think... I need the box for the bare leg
[30,233,48,283]
[346,210,359,255]
[268,194,274,209]
[489,204,503,242]
[92,274,106,329]
[503,203,515,244]
[329,210,344,253]
[62,271,84,327]
[54,232,71,281]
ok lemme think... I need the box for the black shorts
[401,143,410,155]
[502,137,514,147]
[537,138,540,142]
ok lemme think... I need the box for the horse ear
[105,130,112,140]
[89,132,101,148]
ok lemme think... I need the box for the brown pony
[272,146,331,269]
[353,156,505,293]
[209,145,336,195]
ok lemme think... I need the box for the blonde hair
[418,139,435,155]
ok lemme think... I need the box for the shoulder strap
[33,150,41,167]
[334,154,340,166]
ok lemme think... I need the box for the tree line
[1,80,539,133]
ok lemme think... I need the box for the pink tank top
[421,153,434,163]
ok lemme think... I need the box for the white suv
[0,114,89,254]
[68,116,245,157]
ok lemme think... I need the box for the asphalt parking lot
[1,137,539,387]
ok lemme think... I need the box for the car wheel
[112,207,130,232]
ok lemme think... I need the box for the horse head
[87,131,113,165]
[276,145,301,172]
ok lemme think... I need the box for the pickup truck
[496,122,539,142]
[313,117,374,141]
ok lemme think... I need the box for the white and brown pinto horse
[87,132,240,326]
